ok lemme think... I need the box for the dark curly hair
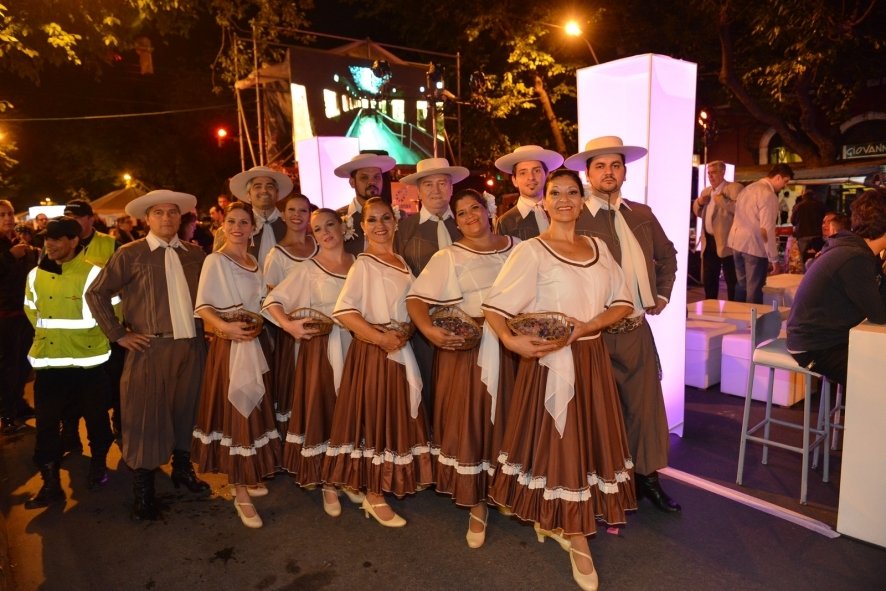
[850,187,886,240]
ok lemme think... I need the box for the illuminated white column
[576,54,697,435]
[295,136,360,210]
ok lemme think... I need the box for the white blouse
[263,258,354,393]
[333,253,422,417]
[482,237,632,436]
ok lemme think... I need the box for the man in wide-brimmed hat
[396,157,469,276]
[493,145,564,240]
[222,165,294,266]
[86,190,209,521]
[396,157,469,421]
[334,152,396,256]
[566,135,681,514]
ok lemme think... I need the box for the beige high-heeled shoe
[568,545,599,591]
[233,498,263,529]
[245,484,268,497]
[322,487,342,517]
[342,487,365,505]
[466,511,487,549]
[534,522,570,552]
[361,499,406,527]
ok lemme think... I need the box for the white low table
[686,299,790,330]
[762,273,804,307]
[838,321,886,548]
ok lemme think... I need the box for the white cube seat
[720,330,806,406]
[685,320,737,388]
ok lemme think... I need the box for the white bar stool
[736,306,831,504]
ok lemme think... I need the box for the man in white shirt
[691,161,743,300]
[333,153,397,256]
[222,166,294,268]
[493,145,564,240]
[727,163,793,304]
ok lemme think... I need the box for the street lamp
[561,20,600,65]
[123,173,133,188]
[697,109,711,166]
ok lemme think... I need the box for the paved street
[3,382,886,591]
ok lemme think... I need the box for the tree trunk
[534,73,566,155]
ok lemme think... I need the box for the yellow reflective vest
[24,250,111,369]
[82,231,117,268]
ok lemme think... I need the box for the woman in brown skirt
[192,202,281,529]
[263,193,318,438]
[322,197,434,527]
[482,170,635,591]
[406,189,519,548]
[262,208,359,517]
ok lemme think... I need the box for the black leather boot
[132,468,162,521]
[636,471,682,513]
[88,452,110,490]
[25,462,65,509]
[171,449,210,493]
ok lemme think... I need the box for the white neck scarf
[421,207,453,249]
[146,232,196,339]
[254,208,280,267]
[591,192,656,314]
[516,196,549,232]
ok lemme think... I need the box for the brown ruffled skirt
[432,341,518,507]
[488,338,636,535]
[281,334,336,485]
[271,329,298,435]
[322,339,434,496]
[191,335,281,485]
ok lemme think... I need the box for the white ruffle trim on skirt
[192,428,280,457]
[326,442,431,465]
[497,452,634,499]
[275,409,291,423]
[431,446,494,476]
[284,432,329,458]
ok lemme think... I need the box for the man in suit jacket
[691,161,742,300]
[333,153,397,257]
[395,157,469,422]
[222,166,294,268]
[395,158,469,276]
[493,145,564,240]
[566,135,681,514]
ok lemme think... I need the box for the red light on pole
[485,178,495,188]
[216,127,228,147]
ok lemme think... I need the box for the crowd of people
[5,133,885,591]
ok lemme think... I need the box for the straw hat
[125,190,197,219]
[494,145,564,174]
[564,136,647,171]
[333,153,396,178]
[228,166,294,201]
[400,158,470,185]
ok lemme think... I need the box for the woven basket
[213,309,264,339]
[506,311,573,348]
[430,306,482,350]
[288,307,334,336]
[357,320,415,344]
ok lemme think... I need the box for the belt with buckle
[605,315,644,334]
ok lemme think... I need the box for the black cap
[64,199,93,217]
[43,217,82,239]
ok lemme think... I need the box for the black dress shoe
[636,472,681,513]
[1,417,25,435]
[171,450,210,493]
